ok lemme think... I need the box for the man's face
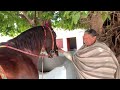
[83,33,96,46]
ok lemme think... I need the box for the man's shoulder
[94,40,107,46]
[93,40,112,51]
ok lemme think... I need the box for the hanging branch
[36,11,44,26]
[18,11,35,27]
[33,11,37,26]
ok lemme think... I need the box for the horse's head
[42,25,58,58]
[6,21,58,58]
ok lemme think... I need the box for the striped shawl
[64,41,120,79]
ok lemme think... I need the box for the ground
[38,51,77,79]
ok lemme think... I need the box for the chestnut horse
[0,25,58,79]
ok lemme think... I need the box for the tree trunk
[89,11,120,63]
[19,11,35,27]
[90,12,103,34]
[19,11,50,27]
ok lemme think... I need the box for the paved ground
[38,51,77,79]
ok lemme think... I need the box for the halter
[0,25,56,79]
[42,25,55,55]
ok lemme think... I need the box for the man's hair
[85,29,97,37]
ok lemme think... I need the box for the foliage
[52,11,89,30]
[0,11,31,37]
[0,11,113,37]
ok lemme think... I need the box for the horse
[0,25,58,79]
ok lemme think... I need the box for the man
[58,29,120,79]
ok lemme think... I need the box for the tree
[0,11,109,35]
[0,11,55,37]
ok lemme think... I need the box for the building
[54,28,85,51]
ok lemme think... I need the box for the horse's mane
[6,26,45,52]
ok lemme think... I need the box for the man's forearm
[63,52,73,61]
[58,49,73,61]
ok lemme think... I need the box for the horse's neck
[7,40,40,55]
[26,55,39,69]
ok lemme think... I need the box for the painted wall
[54,28,85,51]
[0,34,12,43]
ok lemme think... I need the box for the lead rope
[40,26,47,79]
[41,54,44,79]
[42,57,43,79]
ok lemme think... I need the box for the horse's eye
[50,50,55,54]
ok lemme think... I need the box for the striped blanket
[64,41,120,79]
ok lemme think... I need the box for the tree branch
[19,11,35,27]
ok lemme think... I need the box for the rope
[0,45,50,57]
[42,55,44,79]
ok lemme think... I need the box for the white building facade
[54,28,85,51]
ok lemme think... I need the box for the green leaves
[63,11,71,19]
[72,12,80,25]
[0,11,31,37]
[80,11,89,18]
[63,11,80,25]
[62,11,90,30]
[101,11,111,22]
[0,11,113,37]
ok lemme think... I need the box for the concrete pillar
[63,37,68,51]
[76,31,84,50]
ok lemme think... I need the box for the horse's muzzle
[48,50,58,58]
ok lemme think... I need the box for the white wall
[54,28,85,51]
[76,31,85,50]
[0,34,12,43]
